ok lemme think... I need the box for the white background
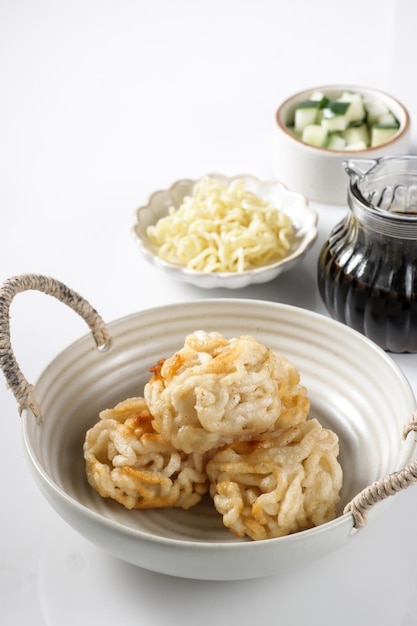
[1,1,417,624]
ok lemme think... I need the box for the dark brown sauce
[317,232,417,353]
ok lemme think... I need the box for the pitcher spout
[343,158,378,184]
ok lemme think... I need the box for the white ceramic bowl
[132,174,318,288]
[4,286,417,581]
[272,85,411,205]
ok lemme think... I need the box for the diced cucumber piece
[324,102,350,116]
[309,91,330,108]
[321,101,350,131]
[294,100,321,133]
[339,91,356,100]
[345,140,367,151]
[326,133,346,150]
[343,124,370,148]
[302,124,328,147]
[364,99,390,125]
[378,112,399,127]
[371,125,399,147]
[337,92,366,124]
[310,91,325,102]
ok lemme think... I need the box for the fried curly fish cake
[206,418,343,541]
[83,397,209,510]
[144,330,310,454]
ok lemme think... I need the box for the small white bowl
[4,295,415,580]
[132,174,318,289]
[272,85,411,205]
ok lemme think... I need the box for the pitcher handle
[0,274,111,420]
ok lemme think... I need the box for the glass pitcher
[317,155,417,353]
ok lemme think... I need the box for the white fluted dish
[22,299,416,580]
[132,174,318,288]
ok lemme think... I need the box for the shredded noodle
[146,177,295,273]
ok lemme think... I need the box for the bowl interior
[25,299,416,546]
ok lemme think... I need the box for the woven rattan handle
[344,413,417,528]
[0,274,111,420]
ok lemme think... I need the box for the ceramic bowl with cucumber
[272,85,410,205]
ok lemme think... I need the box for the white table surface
[2,1,417,624]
